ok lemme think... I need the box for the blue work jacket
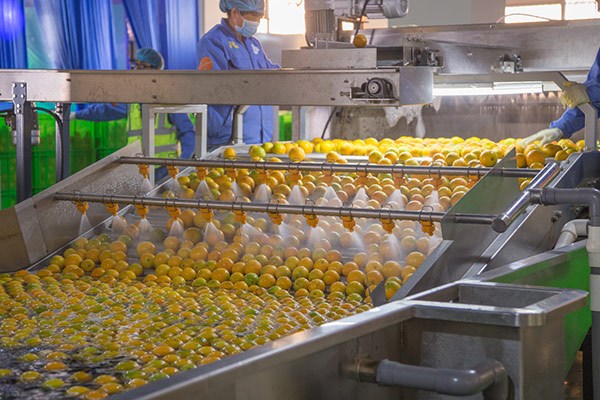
[197,19,279,146]
[551,47,600,138]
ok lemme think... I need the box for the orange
[353,33,367,48]
[347,270,366,285]
[258,274,276,288]
[249,145,266,159]
[368,150,384,163]
[384,280,401,300]
[405,251,426,268]
[223,147,237,160]
[525,149,545,167]
[272,142,287,155]
[479,150,498,167]
[289,146,306,162]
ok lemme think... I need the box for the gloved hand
[561,81,590,108]
[69,112,76,120]
[521,127,564,146]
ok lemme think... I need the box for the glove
[521,127,564,146]
[561,81,590,108]
[69,112,76,120]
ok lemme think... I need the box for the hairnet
[219,0,265,14]
[135,48,165,70]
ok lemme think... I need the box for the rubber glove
[561,82,591,108]
[521,127,564,146]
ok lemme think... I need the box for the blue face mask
[236,17,260,37]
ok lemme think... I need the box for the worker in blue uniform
[523,48,600,145]
[72,48,196,166]
[197,0,279,148]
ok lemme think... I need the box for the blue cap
[135,48,165,70]
[219,0,265,15]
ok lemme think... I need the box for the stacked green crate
[96,119,128,159]
[70,120,96,174]
[0,119,16,208]
[279,111,292,141]
[0,113,102,208]
[32,113,57,195]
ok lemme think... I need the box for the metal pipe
[356,359,508,399]
[119,156,540,178]
[53,192,495,224]
[593,312,600,400]
[531,188,600,227]
[491,162,561,233]
[554,219,589,249]
[587,225,600,400]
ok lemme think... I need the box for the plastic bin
[1,189,16,209]
[32,149,55,191]
[279,112,292,142]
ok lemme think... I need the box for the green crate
[32,149,55,191]
[71,149,96,174]
[95,119,127,150]
[2,189,16,209]
[279,112,292,142]
[97,147,123,160]
[0,151,16,192]
[0,117,12,152]
[37,113,57,151]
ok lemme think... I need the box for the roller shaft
[54,192,494,224]
[119,157,540,179]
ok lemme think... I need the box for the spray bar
[54,192,495,225]
[119,157,540,179]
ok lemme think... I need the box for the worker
[71,48,196,178]
[523,48,600,146]
[197,0,279,149]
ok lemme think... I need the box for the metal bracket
[55,103,71,181]
[232,105,249,145]
[12,82,32,202]
[580,103,598,152]
[494,54,523,74]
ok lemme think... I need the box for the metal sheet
[282,48,378,69]
[0,68,433,107]
[32,143,144,262]
[0,142,145,272]
[393,149,523,298]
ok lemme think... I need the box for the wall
[201,0,223,34]
[388,0,506,27]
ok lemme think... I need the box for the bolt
[551,211,563,223]
[20,83,25,88]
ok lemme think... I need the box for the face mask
[235,17,260,38]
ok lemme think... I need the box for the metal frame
[140,104,208,185]
[0,67,433,203]
[0,68,433,107]
[118,156,541,178]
